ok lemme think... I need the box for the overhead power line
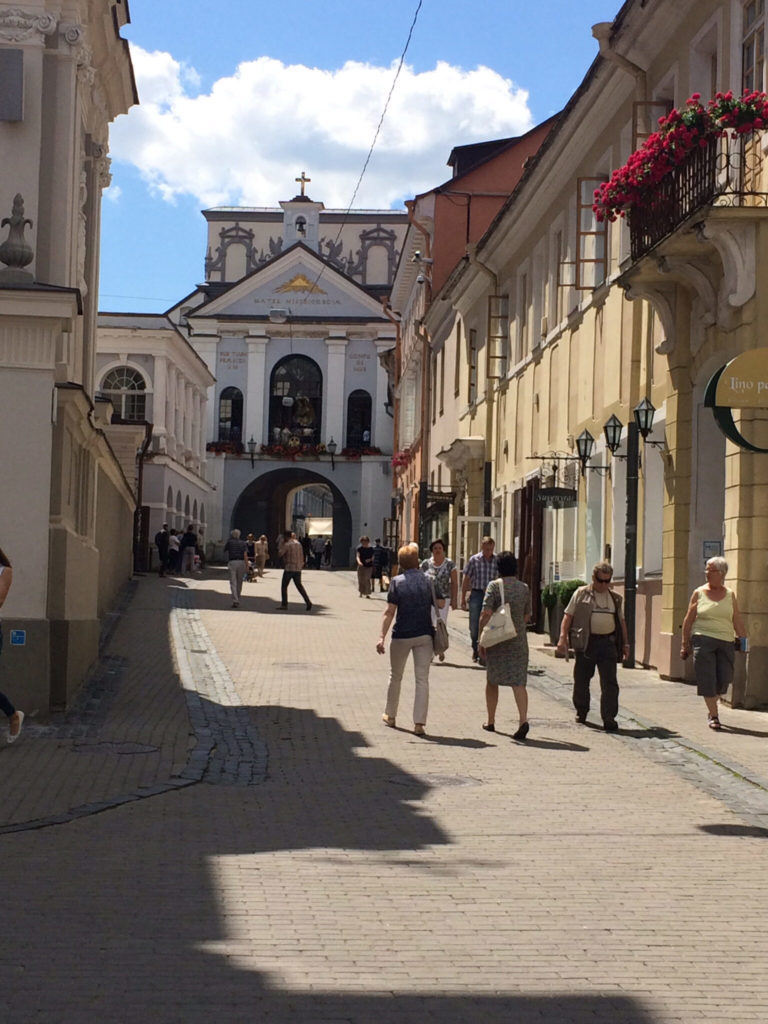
[302,0,424,300]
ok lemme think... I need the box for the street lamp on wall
[327,437,337,471]
[603,414,623,455]
[247,436,256,468]
[575,429,595,475]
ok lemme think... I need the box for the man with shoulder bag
[555,562,629,732]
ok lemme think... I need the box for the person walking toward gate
[377,544,435,736]
[278,531,312,611]
[223,529,249,607]
[556,562,629,731]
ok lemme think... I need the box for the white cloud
[109,46,534,208]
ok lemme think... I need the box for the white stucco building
[153,185,407,564]
[96,313,215,562]
[0,1,137,712]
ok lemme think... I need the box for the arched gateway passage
[231,468,353,568]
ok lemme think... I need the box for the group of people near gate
[153,524,206,577]
[375,534,749,742]
[221,528,312,611]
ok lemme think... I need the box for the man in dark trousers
[277,531,312,611]
[556,562,629,731]
[154,523,170,576]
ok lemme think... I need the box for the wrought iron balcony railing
[628,133,768,260]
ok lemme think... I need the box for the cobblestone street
[2,567,768,1023]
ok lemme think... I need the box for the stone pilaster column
[324,333,348,447]
[153,356,167,440]
[246,331,268,445]
[192,389,202,461]
[168,367,180,452]
[191,337,219,445]
[373,334,396,450]
[185,383,194,451]
[197,389,207,463]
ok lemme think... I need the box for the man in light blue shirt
[461,537,499,663]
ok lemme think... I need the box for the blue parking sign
[10,630,26,646]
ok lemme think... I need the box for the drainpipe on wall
[592,22,647,97]
[406,200,433,550]
[466,244,497,534]
[135,422,153,573]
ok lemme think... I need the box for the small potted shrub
[541,583,559,644]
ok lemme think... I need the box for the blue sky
[99,0,622,313]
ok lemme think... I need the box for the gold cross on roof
[295,171,311,196]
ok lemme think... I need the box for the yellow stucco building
[416,0,768,705]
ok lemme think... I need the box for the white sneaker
[8,709,24,744]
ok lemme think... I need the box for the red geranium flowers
[593,91,768,222]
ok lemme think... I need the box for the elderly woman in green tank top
[681,556,747,731]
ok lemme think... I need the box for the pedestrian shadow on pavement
[507,735,590,752]
[616,725,680,740]
[698,823,768,838]
[169,581,323,615]
[407,732,494,748]
[717,724,768,738]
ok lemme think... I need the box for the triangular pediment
[192,244,388,321]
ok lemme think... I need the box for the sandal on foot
[512,722,530,742]
[482,723,495,732]
[708,714,722,730]
[413,724,426,737]
[382,714,396,728]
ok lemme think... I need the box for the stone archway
[231,467,353,568]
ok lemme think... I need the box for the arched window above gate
[268,356,322,445]
[346,389,372,449]
[218,386,243,443]
[101,366,147,422]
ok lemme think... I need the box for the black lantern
[603,414,623,455]
[327,436,337,471]
[633,397,656,439]
[575,429,595,474]
[247,435,257,468]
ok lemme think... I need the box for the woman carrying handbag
[477,551,532,740]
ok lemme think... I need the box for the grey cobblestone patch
[527,654,768,830]
[25,654,129,741]
[170,586,269,786]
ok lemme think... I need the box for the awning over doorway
[306,517,333,536]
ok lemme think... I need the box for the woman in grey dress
[477,551,532,741]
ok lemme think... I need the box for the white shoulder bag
[479,580,517,648]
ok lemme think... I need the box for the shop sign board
[535,487,578,509]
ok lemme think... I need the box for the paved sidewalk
[2,567,768,1022]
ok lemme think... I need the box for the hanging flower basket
[259,442,327,459]
[207,440,244,455]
